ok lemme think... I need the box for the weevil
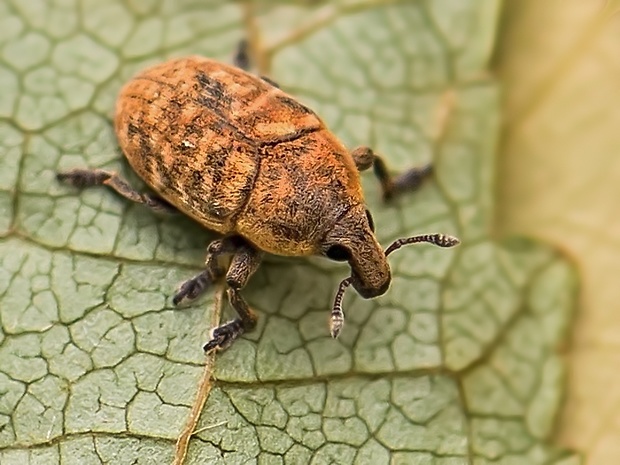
[57,43,459,352]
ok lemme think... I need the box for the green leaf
[0,1,578,464]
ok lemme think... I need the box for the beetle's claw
[173,270,213,305]
[172,285,198,306]
[203,319,244,352]
[203,337,223,353]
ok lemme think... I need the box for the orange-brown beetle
[58,45,459,352]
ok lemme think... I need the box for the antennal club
[329,233,460,339]
[330,277,351,338]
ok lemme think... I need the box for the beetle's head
[322,204,460,339]
[321,204,390,299]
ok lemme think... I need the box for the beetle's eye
[325,244,351,261]
[365,209,375,232]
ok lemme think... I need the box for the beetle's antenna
[385,233,460,257]
[329,234,459,339]
[330,277,352,338]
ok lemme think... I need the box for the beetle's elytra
[58,44,459,352]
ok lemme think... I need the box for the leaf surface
[0,1,577,464]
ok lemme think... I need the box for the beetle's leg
[233,39,251,70]
[260,76,280,88]
[173,237,241,305]
[204,239,263,352]
[57,169,177,214]
[233,39,280,88]
[350,147,433,201]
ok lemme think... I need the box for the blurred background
[496,1,620,462]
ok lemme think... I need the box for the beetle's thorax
[323,204,391,299]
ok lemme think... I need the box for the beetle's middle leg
[172,237,239,305]
[203,238,263,352]
[350,147,433,201]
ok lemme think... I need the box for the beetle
[57,43,459,352]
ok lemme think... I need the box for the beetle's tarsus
[202,293,256,353]
[174,238,240,305]
[175,236,261,352]
[350,146,434,201]
[57,168,111,187]
[204,319,244,352]
[174,269,217,305]
[387,163,433,200]
[374,158,433,201]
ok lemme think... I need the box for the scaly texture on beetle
[58,51,459,352]
[117,57,363,256]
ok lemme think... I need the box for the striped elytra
[114,56,365,257]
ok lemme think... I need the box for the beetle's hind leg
[203,237,263,352]
[233,39,280,88]
[350,147,433,201]
[233,39,251,70]
[57,169,177,214]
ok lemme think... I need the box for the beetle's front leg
[203,239,263,352]
[350,147,433,201]
[173,237,242,305]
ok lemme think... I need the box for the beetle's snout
[323,204,391,299]
[347,235,391,299]
[351,271,390,299]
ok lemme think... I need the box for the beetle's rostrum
[57,44,460,352]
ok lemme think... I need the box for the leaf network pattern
[0,1,578,464]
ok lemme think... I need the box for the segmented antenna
[330,277,352,338]
[385,233,460,257]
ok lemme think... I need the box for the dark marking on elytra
[127,123,140,137]
[127,93,159,106]
[196,70,232,107]
[275,95,316,116]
